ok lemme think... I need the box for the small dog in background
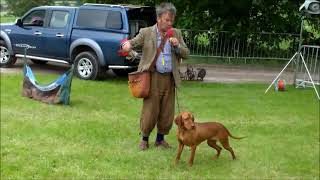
[196,68,206,81]
[180,65,206,81]
[174,111,246,166]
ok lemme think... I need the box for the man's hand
[122,41,132,52]
[169,37,179,47]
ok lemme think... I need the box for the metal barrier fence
[265,44,319,100]
[295,45,320,87]
[181,29,300,60]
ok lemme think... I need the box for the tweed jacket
[129,24,190,87]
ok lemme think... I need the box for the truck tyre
[31,59,48,65]
[74,51,104,80]
[0,40,17,67]
[112,68,137,77]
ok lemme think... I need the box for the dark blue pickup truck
[0,3,156,79]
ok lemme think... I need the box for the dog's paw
[174,159,180,166]
[188,163,193,167]
[212,155,220,160]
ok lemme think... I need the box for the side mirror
[16,19,23,27]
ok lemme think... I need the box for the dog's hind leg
[220,138,236,160]
[207,140,222,159]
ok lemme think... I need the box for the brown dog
[174,111,245,166]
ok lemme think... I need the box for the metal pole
[293,16,305,87]
[299,53,320,100]
[23,46,28,65]
[298,17,304,49]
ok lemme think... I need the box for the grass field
[1,73,319,179]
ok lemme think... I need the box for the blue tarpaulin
[22,64,74,105]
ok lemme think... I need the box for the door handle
[33,31,42,35]
[56,33,64,37]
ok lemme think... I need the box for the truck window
[76,9,108,28]
[106,11,122,30]
[23,10,45,27]
[76,9,123,30]
[50,11,70,28]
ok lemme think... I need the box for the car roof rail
[82,3,124,8]
[82,3,149,9]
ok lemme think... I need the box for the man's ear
[174,114,182,126]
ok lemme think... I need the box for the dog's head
[174,111,195,130]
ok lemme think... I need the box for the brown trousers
[140,71,175,137]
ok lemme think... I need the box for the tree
[5,0,54,17]
[10,0,316,37]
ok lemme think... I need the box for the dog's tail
[227,129,247,140]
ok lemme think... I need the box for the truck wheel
[0,40,17,67]
[112,68,137,77]
[74,51,103,80]
[31,59,48,65]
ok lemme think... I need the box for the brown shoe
[139,140,149,151]
[154,140,171,148]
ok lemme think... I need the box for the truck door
[10,9,47,56]
[41,9,74,59]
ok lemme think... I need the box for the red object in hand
[120,38,128,45]
[167,28,174,37]
[118,38,129,57]
[278,80,285,91]
[118,50,129,57]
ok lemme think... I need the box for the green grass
[1,73,319,179]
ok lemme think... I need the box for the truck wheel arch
[0,30,14,55]
[70,38,106,66]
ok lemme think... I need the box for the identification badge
[162,56,165,66]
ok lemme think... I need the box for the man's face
[157,12,175,32]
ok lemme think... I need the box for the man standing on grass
[122,2,189,150]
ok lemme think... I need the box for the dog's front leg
[188,145,197,167]
[175,142,184,165]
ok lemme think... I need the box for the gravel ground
[1,58,296,84]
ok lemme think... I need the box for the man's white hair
[156,2,176,18]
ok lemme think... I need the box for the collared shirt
[155,26,172,73]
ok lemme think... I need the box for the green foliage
[3,0,319,43]
[0,15,17,23]
[1,73,319,179]
[195,32,210,47]
[303,18,320,44]
[278,39,293,50]
[305,22,320,39]
[5,0,54,17]
[54,0,81,6]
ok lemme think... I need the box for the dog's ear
[174,114,182,126]
[190,113,195,129]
